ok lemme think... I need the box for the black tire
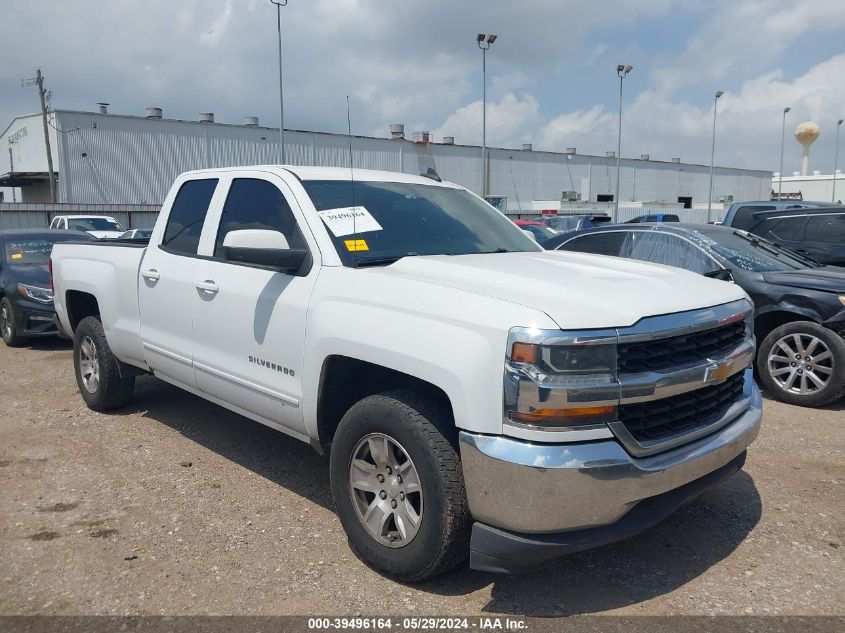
[329,389,471,582]
[757,320,845,407]
[73,316,135,411]
[0,297,27,347]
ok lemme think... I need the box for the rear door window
[558,231,626,256]
[759,216,807,242]
[619,232,719,274]
[161,179,219,255]
[804,214,845,244]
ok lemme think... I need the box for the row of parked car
[1,201,843,409]
[517,202,845,407]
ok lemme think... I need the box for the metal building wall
[53,110,771,209]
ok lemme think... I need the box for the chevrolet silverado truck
[50,166,762,581]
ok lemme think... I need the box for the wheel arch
[315,355,455,453]
[754,308,820,343]
[65,290,101,333]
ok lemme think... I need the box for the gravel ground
[0,339,842,617]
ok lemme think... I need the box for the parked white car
[50,166,762,580]
[49,215,124,239]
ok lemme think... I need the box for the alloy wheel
[348,433,423,548]
[767,332,834,396]
[79,336,101,393]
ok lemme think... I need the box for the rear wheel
[0,297,26,347]
[73,316,135,410]
[757,321,845,407]
[329,389,471,582]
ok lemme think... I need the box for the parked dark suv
[724,206,845,267]
[0,229,94,346]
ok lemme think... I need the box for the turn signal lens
[511,342,538,364]
[509,405,616,426]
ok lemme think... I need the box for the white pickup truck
[50,166,762,581]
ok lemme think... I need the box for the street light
[614,64,633,221]
[477,33,497,197]
[833,118,843,203]
[707,90,724,219]
[270,0,289,164]
[778,106,791,199]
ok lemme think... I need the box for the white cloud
[434,93,542,147]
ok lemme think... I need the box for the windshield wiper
[354,253,419,268]
[733,231,814,265]
[477,247,511,254]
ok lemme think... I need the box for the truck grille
[618,320,746,374]
[619,372,745,444]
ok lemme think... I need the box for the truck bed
[51,241,149,371]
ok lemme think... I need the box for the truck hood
[378,251,748,329]
[761,266,845,294]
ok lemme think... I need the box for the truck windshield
[67,218,122,232]
[301,180,540,266]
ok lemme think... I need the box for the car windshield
[67,218,122,232]
[706,230,812,272]
[5,238,63,265]
[301,180,540,266]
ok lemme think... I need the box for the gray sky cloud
[1,0,843,175]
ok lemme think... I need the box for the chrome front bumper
[460,369,762,535]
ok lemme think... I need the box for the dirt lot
[0,339,842,617]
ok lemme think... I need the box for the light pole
[614,64,633,221]
[833,118,843,203]
[477,33,497,197]
[270,0,288,164]
[778,106,791,199]
[707,90,724,219]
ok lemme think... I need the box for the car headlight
[17,283,54,304]
[504,328,619,432]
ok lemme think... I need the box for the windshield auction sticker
[317,206,383,237]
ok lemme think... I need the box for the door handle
[141,269,160,281]
[194,280,219,294]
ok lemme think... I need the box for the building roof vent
[565,147,576,154]
[145,107,163,119]
[413,131,431,143]
[97,102,109,114]
[522,143,533,151]
[244,116,259,127]
[606,151,616,158]
[813,169,821,176]
[671,157,681,163]
[442,136,455,145]
[640,154,650,160]
[199,112,214,123]
[389,124,405,140]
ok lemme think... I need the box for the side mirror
[222,229,310,275]
[704,268,734,282]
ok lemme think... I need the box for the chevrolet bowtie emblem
[704,360,733,383]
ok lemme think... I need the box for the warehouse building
[1,107,771,216]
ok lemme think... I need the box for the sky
[1,0,845,174]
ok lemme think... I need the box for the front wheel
[73,316,135,411]
[329,390,471,582]
[0,297,27,347]
[757,321,845,407]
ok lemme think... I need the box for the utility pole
[777,106,791,200]
[833,119,843,203]
[23,69,57,202]
[270,0,288,164]
[614,64,633,221]
[707,91,724,220]
[477,33,497,197]
[8,147,16,202]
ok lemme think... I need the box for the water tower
[794,121,820,176]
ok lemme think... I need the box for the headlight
[839,295,845,307]
[17,283,54,304]
[504,329,619,432]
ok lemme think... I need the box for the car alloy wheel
[0,303,11,341]
[766,332,833,396]
[348,432,423,548]
[78,335,101,393]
